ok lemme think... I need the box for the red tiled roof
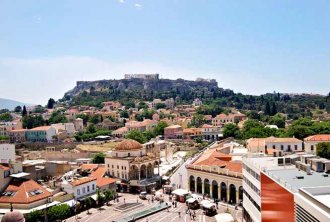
[192,149,242,173]
[305,134,330,142]
[30,126,51,131]
[90,167,118,188]
[193,149,232,166]
[80,164,98,171]
[202,124,213,128]
[0,179,52,204]
[70,177,96,186]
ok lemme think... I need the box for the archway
[147,163,153,178]
[221,182,227,202]
[229,184,237,205]
[239,186,243,203]
[189,176,195,192]
[140,165,147,179]
[130,165,139,180]
[197,177,202,194]
[204,179,210,196]
[212,180,219,199]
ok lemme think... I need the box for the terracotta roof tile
[305,134,330,142]
[70,177,96,186]
[0,179,52,204]
[90,167,118,188]
[80,164,98,171]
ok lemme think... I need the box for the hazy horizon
[1,0,330,104]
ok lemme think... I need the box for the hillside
[61,75,330,119]
[0,98,32,110]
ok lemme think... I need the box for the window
[107,164,109,168]
[92,184,95,190]
[295,145,298,150]
[87,186,90,192]
[117,165,119,169]
[82,187,86,193]
[281,145,284,150]
[273,145,275,149]
[112,165,114,168]
[77,189,80,195]
[128,153,130,157]
[288,145,291,150]
[311,145,314,151]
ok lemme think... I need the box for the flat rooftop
[301,187,330,209]
[265,168,330,193]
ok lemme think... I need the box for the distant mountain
[0,98,33,111]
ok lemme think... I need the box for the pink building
[164,125,183,139]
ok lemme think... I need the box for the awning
[172,189,189,196]
[186,198,198,204]
[215,213,234,222]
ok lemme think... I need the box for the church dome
[115,139,143,151]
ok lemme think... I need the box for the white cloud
[134,3,142,9]
[0,56,197,104]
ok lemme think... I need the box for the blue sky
[0,0,329,104]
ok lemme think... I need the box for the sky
[0,0,330,105]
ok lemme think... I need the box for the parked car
[139,191,147,200]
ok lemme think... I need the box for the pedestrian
[178,212,181,218]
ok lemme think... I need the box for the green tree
[86,124,96,134]
[223,123,240,138]
[22,115,45,129]
[264,101,271,115]
[22,105,27,117]
[33,105,46,113]
[155,103,166,109]
[90,115,102,124]
[0,113,13,122]
[47,98,56,109]
[143,130,156,141]
[120,110,129,118]
[76,113,89,125]
[317,142,330,159]
[14,106,22,113]
[47,204,71,221]
[48,111,68,124]
[92,152,106,164]
[25,210,44,222]
[125,130,146,144]
[138,102,148,110]
[190,114,206,128]
[85,197,93,214]
[104,189,115,205]
[269,114,285,128]
[153,121,168,136]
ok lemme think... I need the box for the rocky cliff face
[67,77,219,97]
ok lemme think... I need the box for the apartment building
[247,137,303,153]
[242,154,330,222]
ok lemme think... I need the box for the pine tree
[271,102,277,116]
[22,106,27,117]
[265,101,271,115]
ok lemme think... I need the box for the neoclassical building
[105,139,161,193]
[186,146,243,205]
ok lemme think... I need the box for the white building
[61,177,97,200]
[294,187,330,222]
[51,123,76,137]
[242,154,330,222]
[0,144,16,163]
[247,137,303,153]
[304,134,330,154]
